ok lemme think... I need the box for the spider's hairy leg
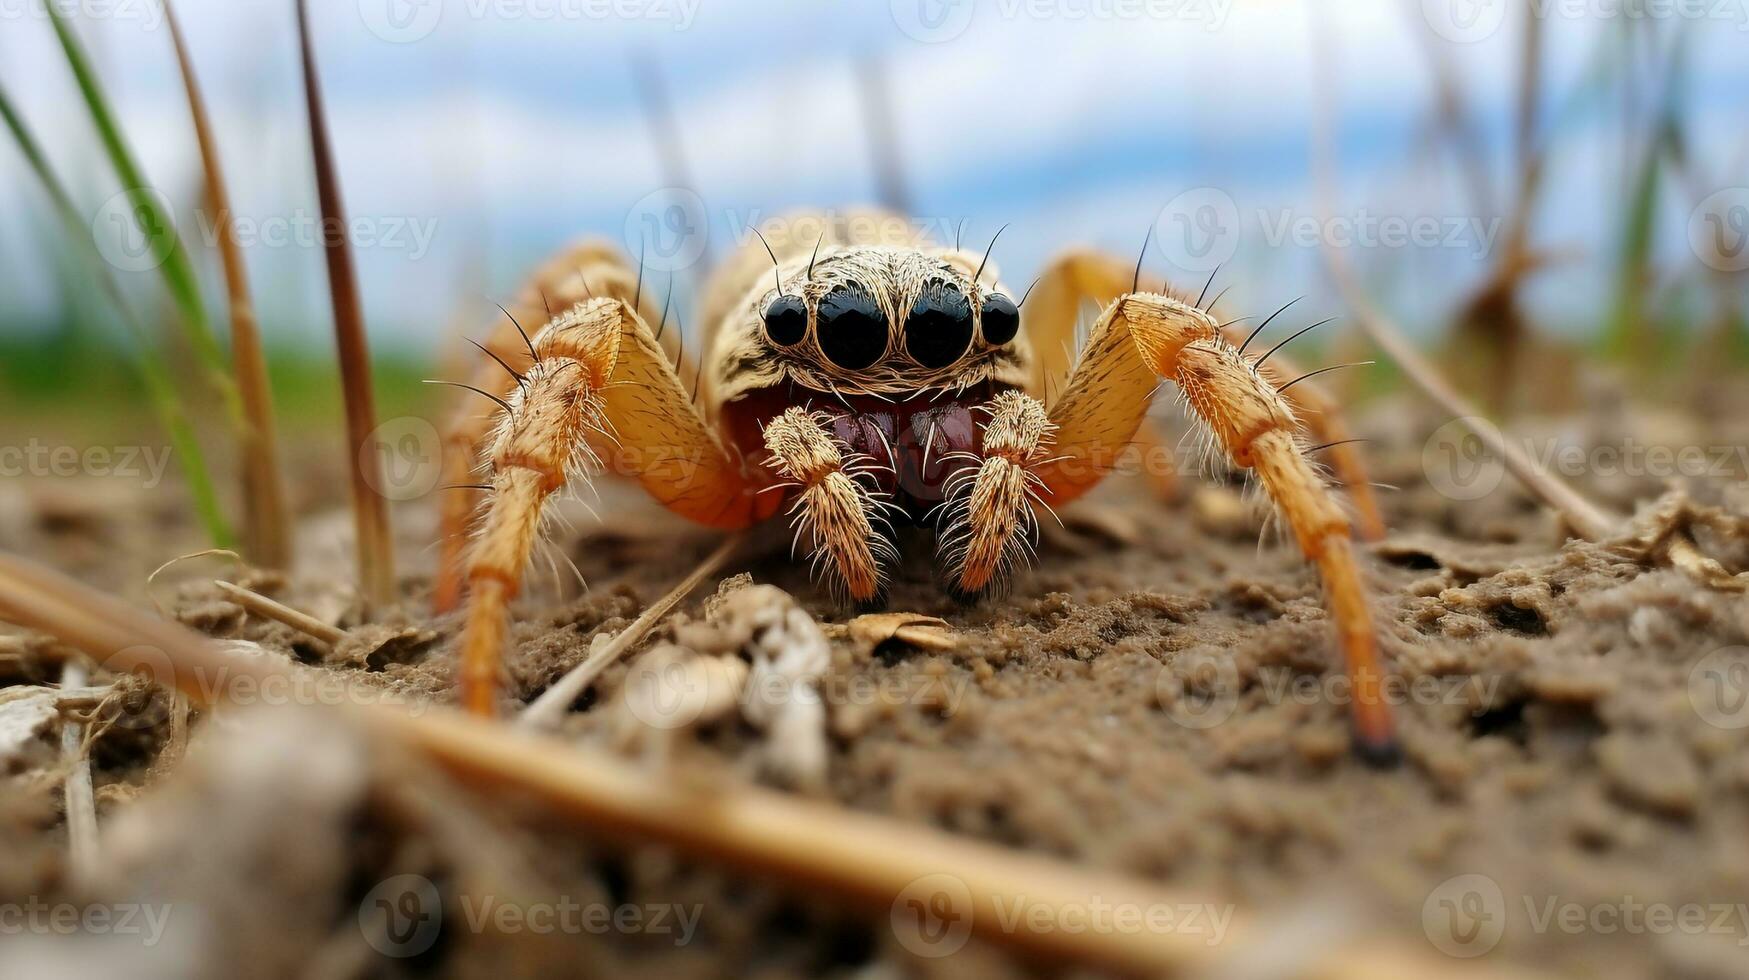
[457,301,621,716]
[937,390,1053,601]
[761,408,895,607]
[456,279,762,714]
[436,242,657,614]
[1023,250,1384,540]
[1037,292,1398,762]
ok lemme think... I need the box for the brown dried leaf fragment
[839,613,958,653]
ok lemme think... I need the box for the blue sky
[2,0,1745,351]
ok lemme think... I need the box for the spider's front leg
[459,302,619,716]
[458,293,761,716]
[1038,292,1399,762]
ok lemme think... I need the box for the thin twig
[296,0,395,607]
[164,0,291,569]
[1309,17,1616,542]
[630,53,710,276]
[519,534,744,730]
[214,580,344,648]
[855,53,912,217]
[59,658,99,883]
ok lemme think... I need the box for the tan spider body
[435,212,1396,759]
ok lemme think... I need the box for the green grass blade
[43,5,242,423]
[1601,30,1687,364]
[0,80,234,548]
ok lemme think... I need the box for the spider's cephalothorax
[438,211,1399,762]
[705,242,1043,603]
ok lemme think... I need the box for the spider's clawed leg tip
[853,592,892,616]
[1352,731,1403,770]
[944,579,996,608]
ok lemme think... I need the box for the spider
[432,211,1397,762]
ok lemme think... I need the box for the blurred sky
[1,0,1745,352]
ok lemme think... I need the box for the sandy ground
[2,390,1749,979]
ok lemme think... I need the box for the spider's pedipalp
[762,408,895,606]
[937,389,1054,600]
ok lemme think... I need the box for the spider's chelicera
[436,212,1399,762]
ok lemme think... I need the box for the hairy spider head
[707,244,1033,408]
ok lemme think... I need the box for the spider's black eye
[981,293,1020,346]
[762,293,808,347]
[817,285,888,370]
[903,283,973,369]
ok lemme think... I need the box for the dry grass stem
[1309,21,1615,542]
[213,580,345,648]
[164,0,292,569]
[295,0,396,606]
[58,658,99,883]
